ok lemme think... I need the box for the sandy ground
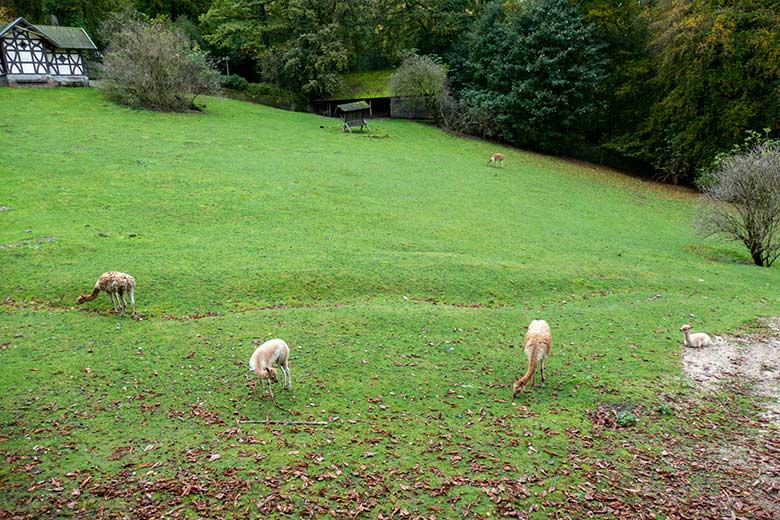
[682,317,780,515]
[683,317,780,423]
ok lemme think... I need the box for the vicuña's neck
[517,352,538,386]
[82,287,100,301]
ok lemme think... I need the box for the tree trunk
[750,247,766,267]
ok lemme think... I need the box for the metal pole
[225,57,230,78]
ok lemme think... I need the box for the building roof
[0,17,97,50]
[337,100,371,112]
[34,24,97,50]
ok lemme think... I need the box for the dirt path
[683,317,780,424]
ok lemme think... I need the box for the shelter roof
[0,17,97,50]
[337,101,371,112]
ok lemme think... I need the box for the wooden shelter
[0,17,97,87]
[337,101,371,133]
[314,70,392,119]
[314,69,429,120]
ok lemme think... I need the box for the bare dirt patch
[561,327,780,520]
[679,318,780,516]
[683,317,780,423]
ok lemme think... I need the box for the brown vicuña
[487,153,504,167]
[513,319,551,397]
[76,271,136,315]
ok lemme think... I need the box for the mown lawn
[1,88,778,518]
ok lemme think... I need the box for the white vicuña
[680,324,713,348]
[248,339,291,399]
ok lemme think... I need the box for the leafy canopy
[457,0,608,151]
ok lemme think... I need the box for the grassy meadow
[1,88,778,518]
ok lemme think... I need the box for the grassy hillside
[1,88,778,518]
[322,69,393,100]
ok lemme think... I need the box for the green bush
[220,74,249,91]
[244,82,306,111]
[615,410,638,428]
[99,12,220,112]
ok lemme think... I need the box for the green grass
[323,69,393,100]
[1,88,778,518]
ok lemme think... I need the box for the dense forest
[4,0,778,184]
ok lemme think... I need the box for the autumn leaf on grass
[108,446,134,461]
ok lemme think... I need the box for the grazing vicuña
[76,272,136,315]
[487,153,504,167]
[249,339,291,399]
[513,319,552,397]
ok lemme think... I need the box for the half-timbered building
[0,18,97,87]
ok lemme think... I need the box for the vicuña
[680,324,713,348]
[249,338,291,399]
[76,271,136,315]
[487,153,504,167]
[513,319,552,397]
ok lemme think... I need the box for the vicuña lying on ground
[680,324,713,348]
[76,271,136,315]
[249,338,291,399]
[487,153,504,167]
[513,319,552,397]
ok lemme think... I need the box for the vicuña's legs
[541,358,546,383]
[119,290,128,314]
[280,361,291,389]
[109,292,119,313]
[128,287,136,315]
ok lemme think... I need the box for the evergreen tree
[458,0,608,152]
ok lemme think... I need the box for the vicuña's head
[258,366,278,382]
[76,294,88,304]
[512,377,527,398]
[680,324,692,332]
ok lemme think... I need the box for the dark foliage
[605,0,780,184]
[456,0,608,153]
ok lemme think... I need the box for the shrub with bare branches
[697,141,780,267]
[389,54,458,127]
[99,14,220,112]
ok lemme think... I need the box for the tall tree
[133,0,212,20]
[202,0,374,96]
[200,0,283,78]
[457,0,608,152]
[607,0,780,183]
[367,0,481,66]
[270,0,371,96]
